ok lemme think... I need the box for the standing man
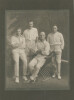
[23,21,38,57]
[11,28,27,83]
[47,25,64,79]
[28,32,50,82]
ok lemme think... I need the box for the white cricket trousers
[12,49,27,77]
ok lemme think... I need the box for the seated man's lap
[29,58,37,68]
[36,58,46,69]
[29,57,46,70]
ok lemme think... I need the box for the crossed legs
[29,57,46,81]
[12,51,27,83]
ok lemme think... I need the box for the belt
[26,39,35,41]
[50,43,61,45]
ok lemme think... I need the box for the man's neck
[17,34,21,37]
[29,27,33,29]
[53,31,57,34]
[40,39,45,42]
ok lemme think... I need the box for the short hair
[40,32,46,36]
[17,28,21,31]
[29,20,33,23]
[53,25,58,29]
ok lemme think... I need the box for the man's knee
[12,53,19,64]
[56,53,61,64]
[35,65,41,70]
[13,57,19,64]
[36,60,45,70]
[29,62,33,70]
[22,58,27,64]
[29,58,37,67]
[56,59,61,64]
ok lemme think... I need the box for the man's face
[40,32,45,41]
[29,21,33,28]
[53,26,58,33]
[17,29,21,35]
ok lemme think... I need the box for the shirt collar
[17,35,22,38]
[38,40,46,43]
[28,27,34,30]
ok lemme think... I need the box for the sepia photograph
[5,10,70,90]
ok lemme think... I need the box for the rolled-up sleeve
[42,42,50,56]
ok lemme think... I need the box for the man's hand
[35,50,42,55]
[61,45,64,50]
[12,43,19,48]
[30,49,42,56]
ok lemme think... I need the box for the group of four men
[11,21,64,83]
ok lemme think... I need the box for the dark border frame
[5,9,70,91]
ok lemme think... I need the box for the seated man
[11,28,27,83]
[28,32,50,82]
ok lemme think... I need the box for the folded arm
[11,36,19,48]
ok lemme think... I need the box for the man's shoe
[22,76,28,81]
[52,74,56,78]
[15,77,19,83]
[29,76,36,83]
[58,75,61,80]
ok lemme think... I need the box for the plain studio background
[5,10,70,90]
